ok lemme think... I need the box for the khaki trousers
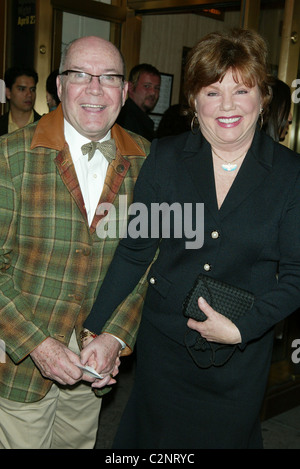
[0,332,102,449]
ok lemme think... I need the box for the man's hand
[187,297,242,344]
[80,333,122,389]
[30,337,84,386]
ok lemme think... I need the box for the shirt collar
[64,119,111,163]
[8,110,34,133]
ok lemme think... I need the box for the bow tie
[81,139,116,162]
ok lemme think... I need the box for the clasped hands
[30,297,241,388]
[30,332,122,389]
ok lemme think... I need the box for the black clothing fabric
[114,317,265,449]
[85,129,300,448]
[116,98,155,141]
[0,110,41,137]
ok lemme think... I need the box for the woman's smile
[216,115,243,128]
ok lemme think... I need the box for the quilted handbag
[182,275,254,368]
[183,274,254,322]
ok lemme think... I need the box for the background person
[46,69,60,112]
[116,63,161,141]
[262,76,293,142]
[0,36,150,449]
[156,103,191,138]
[82,29,300,449]
[0,66,41,136]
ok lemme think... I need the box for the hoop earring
[259,108,264,129]
[191,113,199,134]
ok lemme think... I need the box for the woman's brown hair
[184,29,272,115]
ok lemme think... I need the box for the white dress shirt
[64,119,109,226]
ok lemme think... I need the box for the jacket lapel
[218,130,273,220]
[182,132,220,224]
[31,105,89,223]
[90,124,147,233]
[54,144,89,222]
[182,130,273,223]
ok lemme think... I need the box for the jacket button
[116,164,125,173]
[203,263,211,272]
[74,293,83,302]
[68,293,83,302]
[149,277,156,285]
[211,230,220,239]
[76,248,91,256]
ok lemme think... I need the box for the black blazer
[0,110,41,137]
[86,129,300,347]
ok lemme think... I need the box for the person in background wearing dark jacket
[117,63,161,141]
[0,66,41,136]
[156,103,191,138]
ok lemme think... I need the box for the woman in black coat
[82,29,300,449]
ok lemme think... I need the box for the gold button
[74,293,83,302]
[68,293,83,302]
[203,264,211,271]
[76,248,91,256]
[211,230,219,239]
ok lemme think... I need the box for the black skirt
[113,312,272,449]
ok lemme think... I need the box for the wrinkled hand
[30,337,84,386]
[80,333,122,389]
[187,297,242,344]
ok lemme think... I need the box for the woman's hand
[187,297,242,344]
[80,333,122,388]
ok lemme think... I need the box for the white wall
[61,0,111,50]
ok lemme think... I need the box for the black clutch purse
[183,274,254,322]
[182,275,254,368]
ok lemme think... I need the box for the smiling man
[0,36,150,449]
[0,66,41,136]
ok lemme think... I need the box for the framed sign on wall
[149,72,173,129]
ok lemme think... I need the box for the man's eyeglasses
[60,70,124,88]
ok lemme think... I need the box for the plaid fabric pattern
[0,106,150,402]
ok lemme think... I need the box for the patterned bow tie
[81,139,116,162]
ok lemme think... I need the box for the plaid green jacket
[0,105,150,402]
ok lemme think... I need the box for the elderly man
[117,63,161,141]
[0,36,150,449]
